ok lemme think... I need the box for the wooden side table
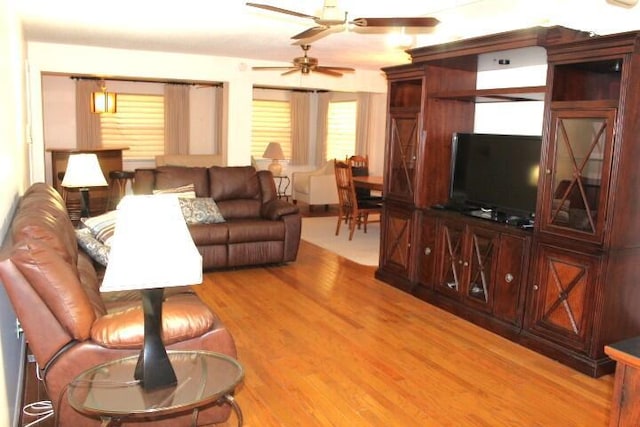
[605,336,640,426]
[48,147,128,223]
[68,350,244,426]
[273,175,290,200]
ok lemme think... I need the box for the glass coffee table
[68,350,244,427]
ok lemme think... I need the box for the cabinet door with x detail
[526,243,600,352]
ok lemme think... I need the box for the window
[326,100,356,161]
[251,99,292,159]
[100,94,164,161]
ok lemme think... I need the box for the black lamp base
[79,187,91,218]
[134,288,177,390]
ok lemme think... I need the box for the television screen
[450,132,542,216]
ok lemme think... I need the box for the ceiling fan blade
[281,68,301,76]
[350,17,440,28]
[318,65,355,72]
[246,2,317,20]
[291,26,331,40]
[313,68,344,77]
[252,66,297,71]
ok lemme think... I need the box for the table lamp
[61,153,108,218]
[263,142,285,176]
[101,194,203,390]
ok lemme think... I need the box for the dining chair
[334,160,382,240]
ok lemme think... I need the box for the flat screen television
[450,132,542,218]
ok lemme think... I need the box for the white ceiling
[17,0,640,72]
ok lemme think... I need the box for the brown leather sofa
[0,183,237,426]
[133,165,302,270]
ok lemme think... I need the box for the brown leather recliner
[0,183,237,426]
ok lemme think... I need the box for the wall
[0,0,28,426]
[27,42,389,183]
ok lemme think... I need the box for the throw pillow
[152,183,196,199]
[75,228,110,266]
[81,210,118,246]
[178,197,225,224]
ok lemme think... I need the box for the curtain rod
[69,76,222,87]
[254,85,328,93]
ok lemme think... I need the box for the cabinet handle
[463,261,469,267]
[424,247,431,255]
[545,169,551,175]
[533,284,539,291]
[505,273,514,283]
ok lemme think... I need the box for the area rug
[301,216,380,266]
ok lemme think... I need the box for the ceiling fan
[252,44,355,77]
[246,0,440,41]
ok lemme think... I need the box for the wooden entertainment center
[375,26,640,377]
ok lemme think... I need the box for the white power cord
[22,400,53,427]
[22,359,54,426]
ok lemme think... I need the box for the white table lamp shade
[61,153,108,188]
[101,195,202,292]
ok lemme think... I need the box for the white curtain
[290,91,310,165]
[355,92,371,156]
[76,79,102,149]
[315,92,331,166]
[164,83,190,155]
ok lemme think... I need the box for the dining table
[352,175,383,192]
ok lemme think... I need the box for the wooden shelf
[430,86,546,103]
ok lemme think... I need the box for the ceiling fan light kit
[252,44,354,77]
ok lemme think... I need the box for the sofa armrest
[91,294,215,349]
[261,199,300,220]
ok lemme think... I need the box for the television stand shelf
[430,85,546,103]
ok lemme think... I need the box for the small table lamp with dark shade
[263,142,285,176]
[61,153,108,218]
[100,194,203,390]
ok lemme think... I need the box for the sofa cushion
[19,183,78,260]
[216,199,262,219]
[91,294,215,349]
[76,252,108,317]
[179,197,225,224]
[81,210,117,246]
[10,239,96,340]
[209,166,260,201]
[12,211,77,268]
[75,228,110,266]
[155,166,210,197]
[152,183,197,199]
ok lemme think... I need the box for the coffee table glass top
[68,350,244,419]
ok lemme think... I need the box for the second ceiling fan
[252,44,355,77]
[246,0,440,41]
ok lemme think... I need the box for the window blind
[326,100,357,161]
[100,93,164,160]
[251,100,292,159]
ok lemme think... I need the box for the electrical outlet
[16,318,23,339]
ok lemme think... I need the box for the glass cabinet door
[387,112,421,202]
[435,221,464,296]
[541,108,616,243]
[465,228,497,306]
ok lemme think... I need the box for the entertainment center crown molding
[376,25,640,378]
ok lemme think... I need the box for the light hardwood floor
[195,240,614,427]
